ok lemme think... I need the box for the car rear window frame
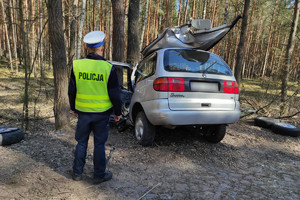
[163,49,233,76]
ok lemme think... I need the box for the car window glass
[164,49,232,76]
[114,65,131,90]
[135,54,156,83]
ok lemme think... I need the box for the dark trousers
[73,111,111,179]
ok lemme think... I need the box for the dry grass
[240,78,300,125]
[0,60,299,129]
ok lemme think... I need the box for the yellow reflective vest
[73,59,113,112]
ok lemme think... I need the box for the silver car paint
[129,48,240,126]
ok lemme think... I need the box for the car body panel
[140,99,240,126]
[128,48,240,126]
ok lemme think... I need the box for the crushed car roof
[141,16,241,58]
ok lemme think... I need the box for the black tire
[0,127,26,146]
[271,123,300,137]
[254,117,280,129]
[203,125,226,143]
[134,111,155,146]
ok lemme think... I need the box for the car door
[130,53,157,104]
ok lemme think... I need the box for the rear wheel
[135,111,155,146]
[203,125,226,143]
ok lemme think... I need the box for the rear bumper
[141,99,240,126]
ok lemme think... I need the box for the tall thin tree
[281,0,299,114]
[127,0,140,67]
[0,0,13,71]
[261,0,278,77]
[234,0,250,84]
[76,0,86,59]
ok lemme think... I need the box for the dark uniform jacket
[68,53,122,116]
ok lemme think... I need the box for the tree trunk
[111,0,125,85]
[68,0,78,71]
[127,0,140,67]
[281,0,299,114]
[29,0,36,77]
[76,0,86,59]
[39,0,44,78]
[165,0,169,27]
[210,0,217,27]
[9,0,18,73]
[96,0,100,29]
[234,0,250,84]
[0,0,13,71]
[183,0,189,23]
[261,0,278,77]
[19,0,30,130]
[139,0,149,53]
[220,0,229,58]
[177,0,182,25]
[47,0,70,131]
[191,0,196,18]
[202,0,207,19]
[146,0,152,44]
[109,4,113,60]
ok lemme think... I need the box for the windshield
[164,49,233,76]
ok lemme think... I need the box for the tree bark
[202,0,207,19]
[146,0,152,44]
[29,0,36,77]
[234,0,250,84]
[261,0,278,77]
[191,0,196,18]
[165,0,169,27]
[127,0,140,67]
[68,0,78,72]
[0,0,13,71]
[19,0,30,130]
[220,0,229,57]
[139,0,149,53]
[47,0,70,130]
[39,0,44,78]
[183,0,189,23]
[111,0,125,85]
[9,0,18,72]
[177,0,182,25]
[76,0,86,59]
[281,0,299,114]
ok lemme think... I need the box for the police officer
[68,31,121,184]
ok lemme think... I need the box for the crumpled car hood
[141,16,241,58]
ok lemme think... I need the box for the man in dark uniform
[68,31,121,184]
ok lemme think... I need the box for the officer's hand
[71,111,78,117]
[114,115,121,122]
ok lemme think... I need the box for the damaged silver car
[115,16,241,146]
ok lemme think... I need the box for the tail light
[224,80,239,94]
[153,77,185,91]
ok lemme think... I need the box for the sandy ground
[0,118,299,200]
[0,70,299,199]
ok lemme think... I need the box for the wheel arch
[131,102,144,123]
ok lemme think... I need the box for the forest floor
[0,65,299,199]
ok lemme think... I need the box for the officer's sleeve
[107,66,122,116]
[68,68,76,111]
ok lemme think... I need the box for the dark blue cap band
[87,40,104,48]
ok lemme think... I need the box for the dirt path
[0,119,299,200]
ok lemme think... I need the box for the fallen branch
[137,183,162,200]
[241,99,276,119]
[275,111,300,119]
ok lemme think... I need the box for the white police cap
[83,31,105,47]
